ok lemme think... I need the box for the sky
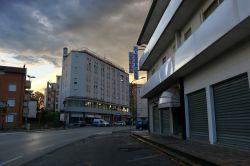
[0,0,151,92]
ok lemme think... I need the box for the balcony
[25,80,31,89]
[140,0,250,98]
[139,0,205,70]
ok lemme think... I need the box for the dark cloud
[13,55,41,64]
[13,54,61,67]
[0,0,152,70]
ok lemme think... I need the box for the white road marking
[0,155,23,166]
[37,144,55,151]
[128,155,160,162]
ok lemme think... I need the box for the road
[0,126,132,166]
[24,130,181,166]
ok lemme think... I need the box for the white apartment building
[61,48,130,124]
[138,0,250,148]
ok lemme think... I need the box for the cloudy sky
[0,0,151,92]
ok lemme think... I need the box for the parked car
[125,120,132,125]
[136,120,149,130]
[113,121,126,126]
[73,121,86,127]
[92,119,110,127]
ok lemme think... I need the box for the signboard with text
[133,46,139,80]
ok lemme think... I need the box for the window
[162,57,166,64]
[5,114,14,123]
[184,28,192,41]
[7,99,15,107]
[151,68,155,75]
[203,0,224,20]
[8,83,16,92]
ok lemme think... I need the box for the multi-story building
[55,75,62,112]
[0,66,26,128]
[130,84,148,122]
[45,81,56,111]
[61,48,130,124]
[137,0,250,148]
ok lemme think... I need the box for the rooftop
[70,48,127,73]
[0,65,26,75]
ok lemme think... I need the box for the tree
[31,91,45,110]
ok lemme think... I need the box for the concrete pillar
[206,86,217,144]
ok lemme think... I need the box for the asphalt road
[0,126,133,166]
[23,130,181,166]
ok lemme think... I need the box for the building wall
[45,82,56,111]
[147,0,222,79]
[55,75,62,112]
[62,51,129,106]
[61,49,129,116]
[28,100,37,118]
[69,52,87,97]
[0,71,25,128]
[137,85,148,119]
[184,41,250,94]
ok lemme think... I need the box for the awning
[158,88,180,108]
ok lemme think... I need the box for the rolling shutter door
[188,89,209,141]
[161,109,170,135]
[213,74,250,147]
[153,106,160,133]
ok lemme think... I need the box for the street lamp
[25,75,36,130]
[27,75,36,81]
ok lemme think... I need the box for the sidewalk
[131,131,250,166]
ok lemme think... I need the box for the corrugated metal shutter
[213,74,250,147]
[153,106,160,133]
[161,109,170,135]
[188,89,209,141]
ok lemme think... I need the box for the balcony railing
[139,0,182,69]
[140,0,250,97]
[25,80,31,89]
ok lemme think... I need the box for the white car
[92,119,110,127]
[113,121,126,126]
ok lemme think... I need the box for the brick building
[0,66,26,129]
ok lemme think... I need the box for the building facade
[0,66,26,128]
[55,75,62,112]
[138,0,250,148]
[61,48,130,124]
[45,81,56,111]
[130,84,148,122]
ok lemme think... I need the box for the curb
[131,133,218,166]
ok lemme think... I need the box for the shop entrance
[172,107,182,137]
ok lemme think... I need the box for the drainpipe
[179,78,186,140]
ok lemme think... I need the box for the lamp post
[130,76,146,127]
[25,75,35,130]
